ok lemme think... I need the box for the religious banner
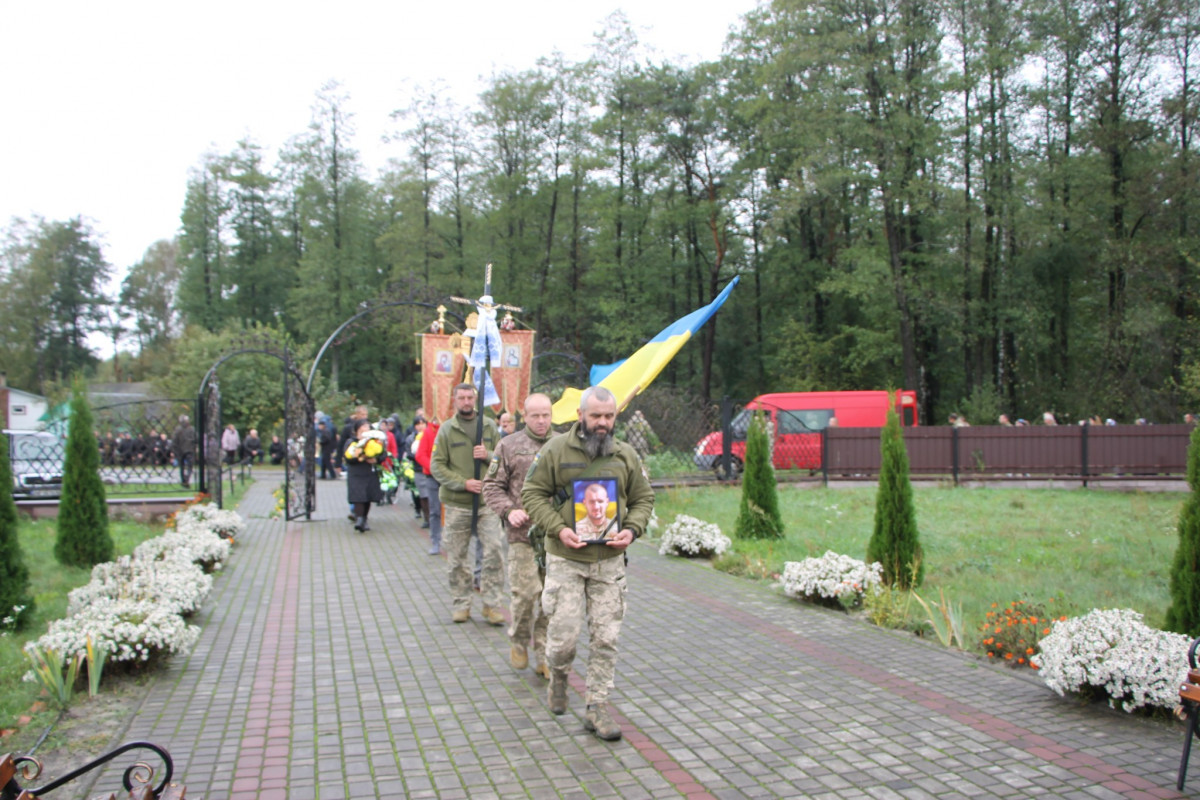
[420,332,468,423]
[488,328,535,415]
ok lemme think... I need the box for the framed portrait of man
[573,478,620,544]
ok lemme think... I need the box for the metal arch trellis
[304,299,466,396]
[196,342,315,520]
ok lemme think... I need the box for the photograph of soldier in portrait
[574,479,620,543]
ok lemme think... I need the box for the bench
[1178,640,1200,790]
[1,742,184,799]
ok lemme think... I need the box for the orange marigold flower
[1025,647,1035,655]
[995,627,1002,634]
[1042,628,1051,635]
[1005,652,1014,660]
[987,652,994,658]
[1017,657,1025,664]
[991,602,998,608]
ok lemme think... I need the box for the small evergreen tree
[866,408,923,589]
[734,412,784,540]
[0,431,35,629]
[1166,426,1200,635]
[54,381,112,568]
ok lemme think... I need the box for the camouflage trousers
[443,505,505,611]
[542,553,627,706]
[508,542,548,661]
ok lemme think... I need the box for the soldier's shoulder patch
[524,450,542,480]
[486,458,499,478]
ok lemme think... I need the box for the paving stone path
[86,477,1190,799]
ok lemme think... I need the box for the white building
[2,376,49,431]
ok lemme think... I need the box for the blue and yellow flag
[552,277,740,424]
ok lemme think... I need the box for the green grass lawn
[1,480,250,731]
[0,519,163,729]
[653,484,1182,649]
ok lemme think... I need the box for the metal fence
[825,423,1190,485]
[606,394,1192,485]
[9,398,202,498]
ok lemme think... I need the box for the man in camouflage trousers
[431,383,505,625]
[482,393,554,678]
[521,386,655,741]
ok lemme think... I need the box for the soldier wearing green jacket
[431,383,505,626]
[521,385,655,741]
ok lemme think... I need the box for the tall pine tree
[866,408,923,589]
[0,431,35,628]
[1166,425,1200,635]
[54,381,112,568]
[734,412,784,540]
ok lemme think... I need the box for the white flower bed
[136,526,231,572]
[781,551,884,606]
[172,503,244,540]
[1032,608,1191,712]
[25,504,243,683]
[29,597,200,665]
[658,514,731,558]
[67,555,213,617]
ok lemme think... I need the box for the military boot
[584,704,622,741]
[452,607,470,623]
[482,606,506,626]
[510,644,528,670]
[548,669,569,715]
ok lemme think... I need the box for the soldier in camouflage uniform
[482,393,554,677]
[521,386,655,741]
[430,383,505,625]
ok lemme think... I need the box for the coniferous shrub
[734,412,784,540]
[55,381,112,568]
[1166,425,1200,635]
[866,408,923,589]
[0,430,35,628]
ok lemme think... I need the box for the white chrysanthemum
[67,555,212,617]
[658,514,731,557]
[173,503,244,539]
[781,551,884,605]
[136,527,231,571]
[1032,608,1191,712]
[26,597,200,667]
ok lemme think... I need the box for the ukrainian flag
[552,276,740,424]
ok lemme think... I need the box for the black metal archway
[197,343,314,520]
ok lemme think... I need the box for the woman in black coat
[344,420,385,532]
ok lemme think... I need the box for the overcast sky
[1,0,759,274]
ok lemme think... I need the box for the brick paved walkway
[86,477,1190,799]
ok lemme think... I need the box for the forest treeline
[2,0,1198,428]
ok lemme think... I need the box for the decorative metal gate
[198,379,223,507]
[196,338,316,519]
[283,363,315,520]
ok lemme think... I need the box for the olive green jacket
[521,421,655,563]
[430,412,500,509]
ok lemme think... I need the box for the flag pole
[470,263,493,540]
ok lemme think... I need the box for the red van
[693,390,919,474]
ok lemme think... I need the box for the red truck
[693,390,919,474]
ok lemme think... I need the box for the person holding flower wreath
[344,419,387,532]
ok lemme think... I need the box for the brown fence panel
[823,424,1190,483]
[1087,424,1189,477]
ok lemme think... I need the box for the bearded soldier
[521,386,655,741]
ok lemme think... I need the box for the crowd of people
[948,411,1199,427]
[317,385,656,742]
